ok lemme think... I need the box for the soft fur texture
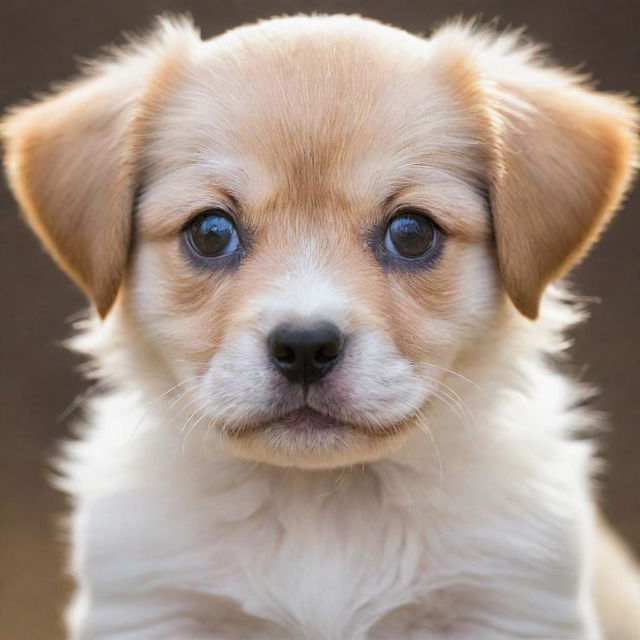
[3,14,640,639]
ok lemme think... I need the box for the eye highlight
[383,211,440,261]
[184,210,240,261]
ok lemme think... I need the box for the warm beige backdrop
[1,1,638,638]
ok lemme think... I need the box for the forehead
[141,17,487,223]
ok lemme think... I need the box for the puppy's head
[3,16,637,468]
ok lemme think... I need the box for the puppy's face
[4,16,636,468]
[128,22,497,467]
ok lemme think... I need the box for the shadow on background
[1,1,638,638]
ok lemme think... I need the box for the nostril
[314,336,344,365]
[271,342,296,365]
[269,331,297,365]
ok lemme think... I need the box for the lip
[276,407,344,431]
[224,406,351,448]
[227,406,409,441]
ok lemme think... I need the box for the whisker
[413,411,444,490]
[125,375,205,444]
[176,394,211,431]
[429,382,472,430]
[433,378,477,429]
[182,407,209,454]
[319,467,347,498]
[418,361,487,396]
[413,361,484,449]
[432,388,478,454]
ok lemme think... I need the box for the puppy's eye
[383,212,438,259]
[185,211,240,258]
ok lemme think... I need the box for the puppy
[3,14,640,640]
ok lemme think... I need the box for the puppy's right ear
[2,18,198,317]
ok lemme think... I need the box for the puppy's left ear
[2,18,197,317]
[433,26,638,318]
[488,61,638,319]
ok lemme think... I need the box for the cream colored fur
[3,14,639,640]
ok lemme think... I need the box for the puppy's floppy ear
[433,26,638,318]
[2,18,198,317]
[488,53,638,319]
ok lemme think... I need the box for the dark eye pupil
[188,212,237,257]
[387,213,435,258]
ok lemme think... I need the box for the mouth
[227,405,408,441]
[274,407,345,432]
[221,402,418,468]
[228,406,347,438]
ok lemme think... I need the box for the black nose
[268,321,345,386]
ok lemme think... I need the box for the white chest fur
[64,375,599,640]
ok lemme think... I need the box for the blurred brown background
[1,1,638,638]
